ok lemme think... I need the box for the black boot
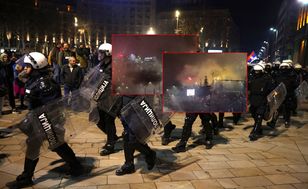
[116,138,135,176]
[267,111,278,129]
[100,143,115,156]
[161,122,176,145]
[6,158,39,188]
[135,142,156,170]
[249,115,263,141]
[205,140,213,149]
[233,113,241,125]
[54,143,84,177]
[218,113,224,128]
[115,163,135,176]
[172,140,187,153]
[204,122,214,149]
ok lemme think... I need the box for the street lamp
[147,27,155,34]
[175,10,180,34]
[6,32,11,48]
[263,41,269,60]
[298,0,308,4]
[270,27,279,60]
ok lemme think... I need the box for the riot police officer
[7,52,84,189]
[172,113,215,152]
[267,60,299,128]
[248,64,275,141]
[95,43,119,156]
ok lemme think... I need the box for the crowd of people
[0,43,101,116]
[0,42,308,188]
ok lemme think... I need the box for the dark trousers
[121,119,153,165]
[6,82,16,109]
[63,84,78,107]
[97,109,117,145]
[180,113,214,143]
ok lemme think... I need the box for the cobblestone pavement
[0,102,308,189]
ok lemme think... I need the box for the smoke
[175,55,246,86]
[126,63,162,85]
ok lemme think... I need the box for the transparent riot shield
[17,98,81,158]
[264,82,287,121]
[79,64,110,102]
[295,81,308,102]
[120,95,173,143]
[75,65,121,118]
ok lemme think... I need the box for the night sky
[157,0,283,53]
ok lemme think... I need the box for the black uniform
[96,55,119,155]
[268,68,299,127]
[7,68,83,189]
[248,71,275,140]
[172,113,215,152]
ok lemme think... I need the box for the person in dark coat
[0,53,18,113]
[61,56,83,106]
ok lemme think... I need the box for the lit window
[35,0,38,7]
[303,7,306,27]
[67,5,71,12]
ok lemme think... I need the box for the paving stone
[64,186,98,189]
[229,167,264,177]
[169,170,197,181]
[191,179,223,189]
[130,183,157,189]
[291,173,308,182]
[268,146,305,162]
[207,149,232,155]
[204,155,229,161]
[229,147,259,154]
[227,160,256,168]
[232,176,273,187]
[2,144,23,151]
[217,178,238,188]
[266,184,296,189]
[265,158,291,166]
[97,184,130,189]
[0,171,17,188]
[225,153,250,160]
[207,169,235,178]
[33,176,62,188]
[62,175,107,187]
[192,170,211,179]
[292,183,308,189]
[260,152,281,159]
[265,174,301,184]
[155,181,195,189]
[142,173,171,182]
[259,165,295,174]
[198,161,231,170]
[288,164,308,173]
[108,174,143,184]
[250,159,271,167]
[1,160,24,176]
[173,162,202,171]
[247,152,266,160]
